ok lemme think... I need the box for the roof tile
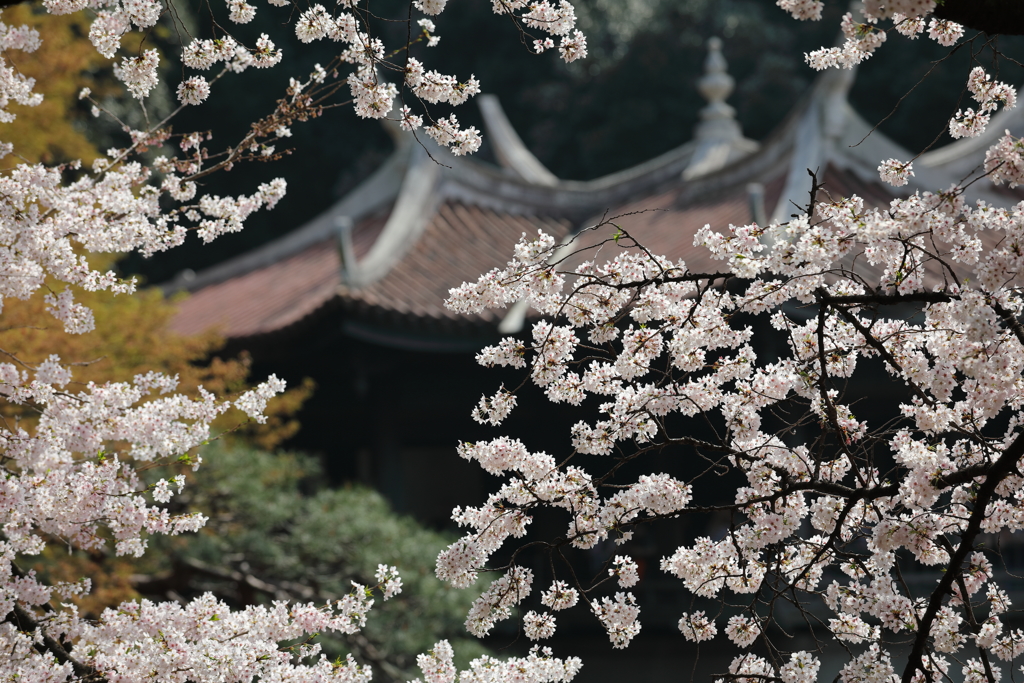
[342,203,572,322]
[170,238,342,338]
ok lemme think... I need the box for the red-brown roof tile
[170,238,342,338]
[342,203,572,322]
[352,207,389,260]
[559,173,786,276]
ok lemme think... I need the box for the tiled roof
[342,202,572,322]
[170,203,397,339]
[166,63,1022,344]
[169,154,1016,343]
[351,207,390,260]
[170,202,571,338]
[560,172,786,275]
[170,238,342,338]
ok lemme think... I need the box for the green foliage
[145,444,489,681]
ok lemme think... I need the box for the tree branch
[901,431,1024,683]
[4,603,103,681]
[817,292,955,306]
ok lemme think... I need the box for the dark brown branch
[789,480,898,500]
[817,292,955,306]
[990,300,1024,348]
[565,269,733,291]
[933,462,994,488]
[5,603,103,681]
[1,558,103,680]
[901,431,1024,683]
[951,555,998,683]
[826,297,936,407]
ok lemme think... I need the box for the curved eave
[478,94,559,187]
[340,201,573,321]
[172,63,988,345]
[163,135,415,296]
[168,237,344,339]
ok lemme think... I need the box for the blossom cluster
[75,591,378,682]
[939,68,1024,190]
[591,592,641,649]
[949,67,1018,139]
[877,158,914,188]
[0,351,314,679]
[0,346,431,680]
[787,1,965,71]
[278,0,584,151]
[0,145,293,335]
[442,60,1024,681]
[0,1,589,678]
[411,640,582,683]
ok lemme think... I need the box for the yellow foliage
[1,5,109,164]
[30,549,140,620]
[0,284,312,449]
[6,284,313,609]
[0,3,315,617]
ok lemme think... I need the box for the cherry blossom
[678,611,717,642]
[10,0,1024,680]
[541,581,579,611]
[411,641,582,683]
[440,53,1024,683]
[725,615,761,648]
[591,592,641,649]
[524,610,557,640]
[177,75,211,105]
[878,158,914,187]
[608,555,639,588]
[0,0,592,678]
[791,1,965,71]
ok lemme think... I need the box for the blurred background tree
[130,444,490,683]
[0,281,312,446]
[1,4,106,165]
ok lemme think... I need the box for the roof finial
[695,36,740,141]
[683,37,757,180]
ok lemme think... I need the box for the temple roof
[168,37,1024,348]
